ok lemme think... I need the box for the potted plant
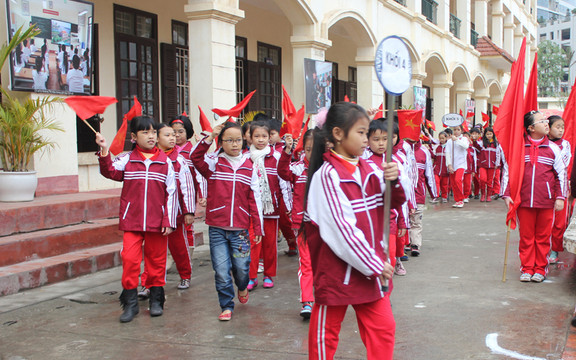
[0,26,63,201]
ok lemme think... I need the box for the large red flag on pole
[109,96,142,156]
[493,38,527,230]
[212,90,256,118]
[65,96,118,120]
[562,79,576,173]
[198,106,213,133]
[524,52,538,114]
[397,109,423,141]
[280,85,306,138]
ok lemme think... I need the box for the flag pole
[381,93,396,293]
[81,118,98,134]
[502,221,511,282]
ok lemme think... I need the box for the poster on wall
[413,86,427,122]
[5,0,94,95]
[304,58,333,114]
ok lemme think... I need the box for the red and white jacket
[409,141,437,204]
[433,143,448,177]
[465,146,476,174]
[278,151,307,229]
[179,141,208,199]
[191,140,263,235]
[552,138,571,197]
[98,150,177,232]
[502,136,566,208]
[445,135,469,171]
[474,140,501,169]
[166,150,196,220]
[305,152,404,306]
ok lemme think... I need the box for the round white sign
[442,113,465,127]
[374,36,412,96]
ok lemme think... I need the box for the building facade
[0,0,537,194]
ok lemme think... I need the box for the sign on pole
[374,35,412,96]
[442,113,465,127]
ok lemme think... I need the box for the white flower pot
[0,171,38,202]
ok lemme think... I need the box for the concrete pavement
[1,200,575,359]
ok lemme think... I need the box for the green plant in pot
[0,26,63,202]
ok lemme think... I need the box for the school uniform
[180,141,208,248]
[98,149,177,290]
[274,142,297,249]
[445,135,469,203]
[433,143,450,199]
[306,151,402,360]
[550,138,571,253]
[191,139,263,312]
[474,140,500,200]
[502,136,566,277]
[463,145,476,199]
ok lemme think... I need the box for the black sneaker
[411,245,420,257]
[474,195,480,200]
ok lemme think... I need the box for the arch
[271,0,317,27]
[488,79,503,96]
[450,63,471,83]
[322,9,377,48]
[422,51,449,76]
[472,73,488,90]
[398,36,420,64]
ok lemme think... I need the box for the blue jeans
[208,227,251,311]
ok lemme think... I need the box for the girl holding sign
[445,125,469,208]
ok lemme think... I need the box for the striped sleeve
[423,148,438,198]
[550,143,567,199]
[98,152,130,181]
[177,156,196,215]
[164,161,178,229]
[307,165,385,276]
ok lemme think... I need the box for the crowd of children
[94,102,573,359]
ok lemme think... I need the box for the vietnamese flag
[374,103,384,119]
[493,105,499,116]
[562,79,576,173]
[524,52,538,114]
[466,110,475,119]
[482,112,490,123]
[294,115,311,155]
[493,37,526,230]
[65,96,118,120]
[462,121,469,132]
[281,105,306,138]
[397,109,423,141]
[425,119,436,131]
[198,106,213,133]
[109,96,142,156]
[212,90,256,118]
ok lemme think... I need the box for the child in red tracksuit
[191,122,263,321]
[547,115,571,264]
[246,120,292,290]
[305,102,397,360]
[503,111,566,283]
[95,116,177,323]
[278,129,314,319]
[433,132,449,202]
[463,132,475,202]
[475,127,500,202]
[469,127,482,199]
[140,124,195,295]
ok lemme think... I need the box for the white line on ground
[485,333,546,360]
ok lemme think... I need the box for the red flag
[294,115,311,155]
[524,53,538,114]
[462,121,469,132]
[65,96,117,120]
[212,90,256,118]
[466,110,475,119]
[109,96,142,156]
[459,109,463,117]
[281,105,306,138]
[425,119,436,131]
[344,95,350,102]
[374,103,384,119]
[282,85,296,119]
[482,112,490,123]
[198,106,213,133]
[562,79,576,174]
[493,105,499,116]
[182,111,188,117]
[493,38,527,230]
[397,109,423,141]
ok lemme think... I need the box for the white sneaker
[452,201,464,208]
[177,278,190,289]
[441,198,448,203]
[257,260,264,273]
[394,260,407,276]
[463,198,469,203]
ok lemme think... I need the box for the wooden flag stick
[502,221,511,282]
[81,119,98,134]
[381,93,396,293]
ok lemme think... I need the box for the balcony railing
[450,13,461,39]
[394,0,406,6]
[422,0,438,24]
[471,29,479,47]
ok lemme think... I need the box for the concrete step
[0,219,123,267]
[0,242,122,296]
[0,189,121,237]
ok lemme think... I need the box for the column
[437,0,450,33]
[290,36,332,110]
[185,0,244,133]
[503,13,515,57]
[432,81,452,130]
[455,88,473,116]
[405,73,426,112]
[474,94,489,126]
[457,0,471,43]
[491,0,504,47]
[514,25,524,58]
[474,0,488,36]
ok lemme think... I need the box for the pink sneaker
[262,276,274,288]
[247,278,258,291]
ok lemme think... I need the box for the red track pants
[517,207,554,276]
[279,198,297,250]
[122,231,167,290]
[435,175,450,199]
[493,168,501,194]
[397,231,409,256]
[249,218,278,278]
[478,168,496,197]
[297,232,314,303]
[449,168,465,202]
[463,172,472,198]
[472,172,480,196]
[551,205,568,252]
[308,297,395,360]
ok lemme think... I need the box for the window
[114,5,159,137]
[551,32,554,40]
[562,28,571,40]
[256,42,281,119]
[540,33,546,40]
[235,37,247,119]
[172,20,187,46]
[348,67,358,103]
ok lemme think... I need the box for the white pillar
[437,0,450,33]
[503,13,515,56]
[474,94,489,126]
[455,88,472,115]
[185,0,244,133]
[457,0,471,43]
[432,81,452,130]
[474,0,488,36]
[290,36,332,110]
[491,0,504,47]
[514,25,524,58]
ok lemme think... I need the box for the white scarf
[250,145,275,215]
[221,152,243,171]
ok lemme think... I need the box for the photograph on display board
[5,0,94,95]
[304,58,333,114]
[413,86,427,122]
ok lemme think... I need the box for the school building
[0,0,537,195]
